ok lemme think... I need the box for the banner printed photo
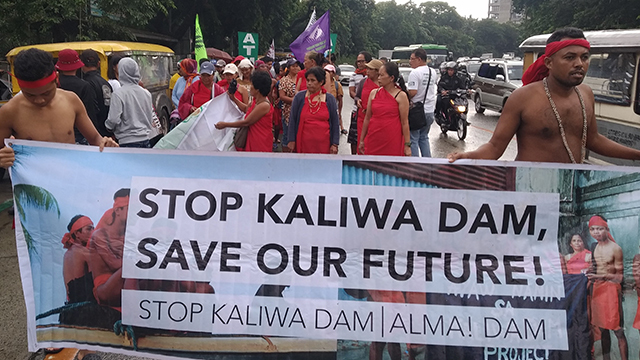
[9,140,640,360]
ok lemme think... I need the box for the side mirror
[495,74,505,82]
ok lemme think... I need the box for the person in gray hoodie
[106,57,154,148]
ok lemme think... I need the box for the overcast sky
[388,0,489,19]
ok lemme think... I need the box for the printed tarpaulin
[154,94,243,151]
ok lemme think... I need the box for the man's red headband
[521,39,591,86]
[16,71,57,89]
[588,215,615,243]
[61,216,93,249]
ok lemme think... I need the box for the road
[1,85,514,360]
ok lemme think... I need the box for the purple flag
[289,10,330,63]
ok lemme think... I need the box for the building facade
[487,0,523,23]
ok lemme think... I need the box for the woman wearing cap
[237,59,254,101]
[172,59,199,109]
[177,61,224,120]
[359,62,411,157]
[215,71,274,152]
[217,64,249,109]
[287,66,340,154]
[356,59,381,153]
[278,59,301,152]
[323,64,345,134]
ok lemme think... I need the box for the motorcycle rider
[457,64,473,89]
[436,62,466,125]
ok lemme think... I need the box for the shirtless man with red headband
[587,215,627,360]
[449,27,640,163]
[0,48,117,168]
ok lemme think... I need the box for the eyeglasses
[356,60,365,63]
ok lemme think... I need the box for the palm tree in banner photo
[14,184,60,257]
[9,143,61,257]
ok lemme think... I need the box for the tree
[13,184,60,257]
[513,0,640,37]
[0,0,173,56]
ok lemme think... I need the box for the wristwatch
[404,142,411,147]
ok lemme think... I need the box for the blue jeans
[410,112,433,157]
[120,139,151,148]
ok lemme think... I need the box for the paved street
[1,86,515,360]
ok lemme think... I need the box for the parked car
[338,64,355,85]
[472,59,523,113]
[399,66,413,83]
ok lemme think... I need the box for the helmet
[457,64,467,72]
[446,61,456,69]
[439,62,447,72]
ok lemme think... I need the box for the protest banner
[9,141,640,359]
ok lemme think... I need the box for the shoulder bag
[408,68,432,131]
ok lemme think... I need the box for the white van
[520,29,640,165]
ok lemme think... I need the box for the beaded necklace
[307,90,323,115]
[543,77,587,164]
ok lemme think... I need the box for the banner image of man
[89,188,130,310]
[587,215,628,360]
[61,215,94,305]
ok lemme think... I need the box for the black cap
[79,49,100,67]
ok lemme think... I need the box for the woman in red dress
[564,234,592,274]
[356,59,381,152]
[287,66,340,154]
[215,71,274,152]
[359,62,411,157]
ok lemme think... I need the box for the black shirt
[82,70,113,137]
[58,74,97,143]
[438,73,465,92]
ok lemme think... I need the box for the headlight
[450,99,455,105]
[457,105,466,112]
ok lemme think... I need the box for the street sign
[238,32,259,63]
[330,33,337,53]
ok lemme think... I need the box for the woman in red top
[359,62,411,156]
[215,71,274,152]
[564,234,592,274]
[356,59,381,152]
[295,51,321,93]
[217,63,249,110]
[287,66,340,154]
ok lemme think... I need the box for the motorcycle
[435,89,469,140]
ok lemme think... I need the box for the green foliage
[0,0,173,56]
[13,184,60,255]
[0,0,530,60]
[513,0,640,38]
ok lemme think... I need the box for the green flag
[194,14,207,70]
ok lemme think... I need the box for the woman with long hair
[215,71,274,152]
[359,62,411,156]
[287,66,340,154]
[565,234,592,274]
[278,59,301,152]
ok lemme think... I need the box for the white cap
[223,63,238,75]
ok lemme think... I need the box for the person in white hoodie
[106,57,154,148]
